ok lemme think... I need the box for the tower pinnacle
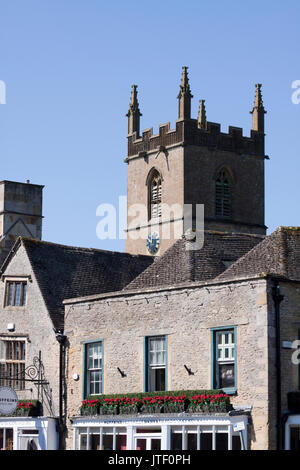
[198,99,207,129]
[250,83,266,133]
[126,84,142,136]
[177,66,193,120]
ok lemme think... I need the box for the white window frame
[147,336,167,392]
[215,329,236,391]
[86,341,103,396]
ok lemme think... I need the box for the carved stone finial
[253,84,266,111]
[198,99,207,129]
[177,66,193,120]
[250,83,266,133]
[126,84,142,136]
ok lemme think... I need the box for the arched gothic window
[148,170,162,220]
[215,169,231,218]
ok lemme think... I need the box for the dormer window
[4,281,27,307]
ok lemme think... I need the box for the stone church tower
[0,180,43,264]
[125,67,267,256]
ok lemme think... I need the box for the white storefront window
[0,417,58,450]
[72,415,247,451]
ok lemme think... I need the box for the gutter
[272,280,284,450]
[54,329,67,450]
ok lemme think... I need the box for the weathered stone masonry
[64,276,271,450]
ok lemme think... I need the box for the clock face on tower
[146,232,160,254]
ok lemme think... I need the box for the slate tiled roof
[2,238,153,330]
[125,231,265,291]
[216,227,300,282]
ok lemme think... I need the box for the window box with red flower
[99,398,120,415]
[140,396,165,414]
[15,400,40,417]
[118,397,140,415]
[80,399,99,416]
[188,394,231,413]
[162,395,187,413]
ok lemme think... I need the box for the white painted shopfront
[0,417,58,450]
[71,414,248,450]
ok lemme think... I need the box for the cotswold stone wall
[266,280,300,449]
[0,244,60,416]
[125,145,184,256]
[64,277,270,449]
[184,145,265,235]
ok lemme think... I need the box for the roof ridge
[215,227,297,281]
[20,237,152,259]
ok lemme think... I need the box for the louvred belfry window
[149,171,162,220]
[216,169,231,218]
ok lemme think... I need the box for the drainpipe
[272,281,284,450]
[54,329,67,450]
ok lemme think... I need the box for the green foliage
[86,389,222,404]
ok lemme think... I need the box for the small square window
[4,281,27,307]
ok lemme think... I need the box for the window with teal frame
[211,327,237,394]
[83,340,103,398]
[144,335,167,392]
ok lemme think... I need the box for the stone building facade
[63,227,300,451]
[0,237,152,450]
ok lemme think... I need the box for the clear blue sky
[0,0,299,252]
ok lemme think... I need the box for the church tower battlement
[125,67,267,256]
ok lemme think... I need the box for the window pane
[200,433,212,450]
[80,434,88,450]
[102,435,113,450]
[136,439,147,451]
[116,435,127,450]
[90,435,100,450]
[21,343,26,361]
[290,428,300,450]
[0,341,5,360]
[22,284,27,305]
[8,283,14,305]
[232,435,242,450]
[5,429,14,451]
[7,343,13,360]
[218,363,235,388]
[216,433,228,450]
[151,439,161,451]
[15,283,21,306]
[187,433,197,450]
[156,368,165,391]
[171,432,182,450]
